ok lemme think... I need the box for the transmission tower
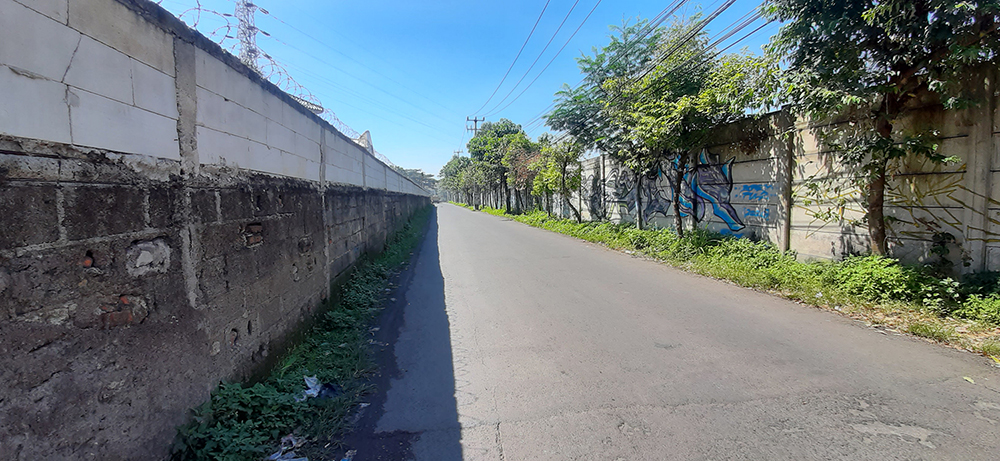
[236,1,261,71]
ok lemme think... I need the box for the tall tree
[532,139,584,222]
[468,119,523,212]
[765,0,1000,255]
[439,155,473,203]
[606,16,778,235]
[547,19,665,228]
[502,131,542,213]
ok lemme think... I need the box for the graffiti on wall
[739,184,774,202]
[603,151,747,232]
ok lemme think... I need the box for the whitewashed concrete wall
[0,0,426,196]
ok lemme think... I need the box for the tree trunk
[868,160,889,256]
[566,195,582,223]
[870,97,896,256]
[635,171,644,230]
[673,152,686,237]
[503,171,511,213]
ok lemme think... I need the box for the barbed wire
[158,0,399,167]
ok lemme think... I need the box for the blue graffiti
[678,152,745,232]
[718,228,747,238]
[740,184,774,202]
[744,207,770,221]
[608,151,747,233]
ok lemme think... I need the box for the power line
[477,0,585,116]
[261,32,455,126]
[471,0,553,115]
[482,0,605,118]
[256,8,457,117]
[598,0,741,110]
[521,0,691,129]
[540,3,772,144]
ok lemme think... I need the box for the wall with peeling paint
[0,0,428,459]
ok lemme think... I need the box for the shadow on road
[341,207,462,460]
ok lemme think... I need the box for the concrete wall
[0,0,428,459]
[569,83,1000,273]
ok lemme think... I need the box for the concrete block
[68,0,174,75]
[13,0,67,23]
[246,145,284,177]
[131,58,177,119]
[63,185,145,240]
[196,87,267,144]
[64,35,133,105]
[265,119,297,155]
[148,186,177,229]
[279,151,320,182]
[283,105,321,143]
[342,169,364,188]
[292,132,321,163]
[195,125,236,166]
[0,184,59,248]
[0,65,72,143]
[69,88,180,160]
[0,0,79,81]
[219,189,254,221]
[0,153,61,181]
[193,48,265,115]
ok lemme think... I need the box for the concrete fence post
[962,67,996,272]
[777,110,795,253]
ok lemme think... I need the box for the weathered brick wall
[0,0,429,459]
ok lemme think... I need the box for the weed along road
[351,204,1000,460]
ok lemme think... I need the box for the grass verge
[468,205,1000,360]
[171,206,432,461]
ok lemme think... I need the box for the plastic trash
[341,449,357,461]
[266,434,307,461]
[294,375,343,402]
[304,376,322,398]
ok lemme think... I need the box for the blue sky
[156,0,778,176]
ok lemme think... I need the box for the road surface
[348,203,1000,460]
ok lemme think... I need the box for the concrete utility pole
[236,1,261,71]
[466,116,485,136]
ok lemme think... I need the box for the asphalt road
[351,203,1000,460]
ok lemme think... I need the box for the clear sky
[156,0,778,176]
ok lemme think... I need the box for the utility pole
[236,1,261,72]
[466,116,485,136]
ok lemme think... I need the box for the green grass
[455,204,1000,354]
[980,340,1000,357]
[172,206,432,461]
[908,322,956,342]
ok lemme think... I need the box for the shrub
[953,294,1000,326]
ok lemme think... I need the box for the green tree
[501,131,542,213]
[532,139,584,222]
[439,155,473,204]
[547,19,665,228]
[764,0,1000,255]
[605,17,778,235]
[391,166,438,192]
[468,119,523,212]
